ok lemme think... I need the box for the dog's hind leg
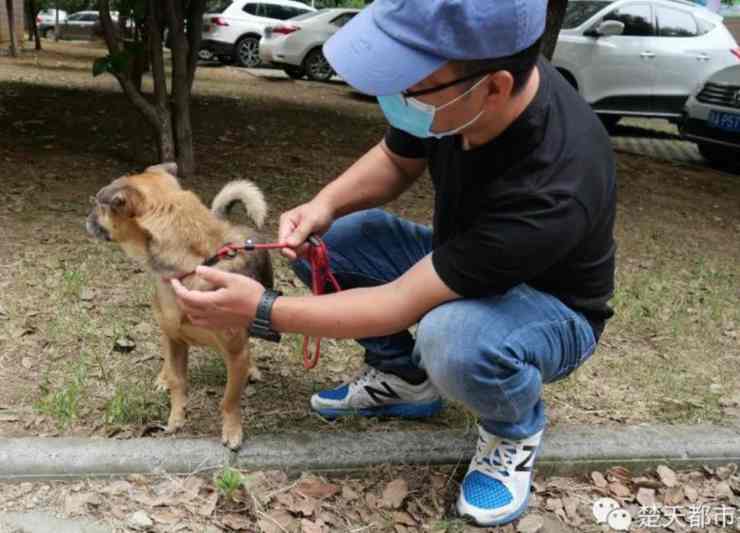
[158,334,189,433]
[220,346,250,450]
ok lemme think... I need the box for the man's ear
[110,187,144,218]
[146,162,178,177]
[488,71,515,102]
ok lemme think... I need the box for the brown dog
[86,163,273,449]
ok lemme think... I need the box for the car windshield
[289,9,326,21]
[562,0,613,29]
[206,0,232,13]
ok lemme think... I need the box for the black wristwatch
[248,289,282,343]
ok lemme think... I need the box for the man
[172,0,616,526]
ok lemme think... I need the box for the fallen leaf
[608,482,632,498]
[517,513,544,533]
[591,471,608,488]
[292,496,318,517]
[393,511,416,527]
[633,476,663,489]
[64,493,100,515]
[301,519,322,533]
[606,466,632,484]
[657,465,678,488]
[295,478,339,500]
[128,510,154,531]
[275,492,294,508]
[716,481,733,500]
[663,486,684,506]
[382,478,409,509]
[341,485,359,500]
[715,465,737,480]
[684,485,699,503]
[563,497,579,519]
[545,498,563,512]
[636,487,656,507]
[221,513,252,530]
[258,510,296,533]
[150,509,181,524]
[197,491,219,517]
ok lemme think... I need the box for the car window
[67,13,82,21]
[562,1,613,29]
[243,3,258,15]
[602,3,654,36]
[206,0,232,13]
[696,17,715,35]
[657,6,698,37]
[290,10,325,21]
[83,14,99,22]
[331,12,357,27]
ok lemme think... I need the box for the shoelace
[477,436,519,478]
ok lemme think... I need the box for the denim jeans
[292,209,597,440]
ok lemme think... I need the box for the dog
[86,162,273,449]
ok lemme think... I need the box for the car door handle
[640,51,655,58]
[695,54,710,61]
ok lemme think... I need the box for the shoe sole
[315,399,443,419]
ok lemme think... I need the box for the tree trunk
[27,0,40,50]
[6,0,18,57]
[541,0,568,60]
[164,0,195,177]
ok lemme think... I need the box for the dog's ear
[110,187,144,218]
[146,162,178,177]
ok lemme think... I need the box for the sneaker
[457,424,543,527]
[310,366,443,418]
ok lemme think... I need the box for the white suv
[553,0,739,129]
[201,0,315,68]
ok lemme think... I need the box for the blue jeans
[292,209,597,440]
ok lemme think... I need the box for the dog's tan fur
[86,163,272,449]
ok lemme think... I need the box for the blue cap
[323,0,546,96]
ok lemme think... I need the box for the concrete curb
[0,424,739,481]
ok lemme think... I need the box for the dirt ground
[1,41,738,441]
[1,463,740,532]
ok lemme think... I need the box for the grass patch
[104,384,168,425]
[34,353,90,429]
[214,467,244,501]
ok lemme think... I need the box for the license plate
[707,110,740,133]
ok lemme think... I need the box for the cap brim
[323,4,445,96]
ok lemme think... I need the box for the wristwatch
[248,288,282,343]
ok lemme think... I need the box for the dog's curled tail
[211,180,267,229]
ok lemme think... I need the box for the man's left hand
[170,266,265,330]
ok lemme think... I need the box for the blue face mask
[377,75,488,139]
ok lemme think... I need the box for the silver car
[259,8,359,81]
[553,0,739,130]
[680,63,740,169]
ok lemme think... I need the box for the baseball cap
[323,0,547,96]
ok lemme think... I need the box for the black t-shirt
[385,58,616,339]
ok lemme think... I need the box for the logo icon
[593,497,633,530]
[733,89,740,106]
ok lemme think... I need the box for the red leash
[175,236,340,369]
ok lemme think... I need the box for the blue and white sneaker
[457,425,543,527]
[310,366,443,419]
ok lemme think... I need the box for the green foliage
[104,384,168,425]
[214,468,244,500]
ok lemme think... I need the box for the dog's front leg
[221,346,250,450]
[157,333,189,433]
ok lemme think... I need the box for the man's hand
[278,199,334,261]
[170,266,265,330]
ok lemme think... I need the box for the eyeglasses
[402,69,492,98]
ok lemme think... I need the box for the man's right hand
[278,199,334,261]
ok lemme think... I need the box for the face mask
[377,75,488,139]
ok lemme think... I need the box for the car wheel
[303,48,334,82]
[235,36,261,68]
[698,142,740,173]
[283,66,305,79]
[598,114,620,134]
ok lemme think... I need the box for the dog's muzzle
[86,211,111,241]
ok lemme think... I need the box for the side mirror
[589,20,625,37]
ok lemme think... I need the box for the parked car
[200,0,315,68]
[36,9,67,39]
[259,8,358,81]
[552,0,740,130]
[680,63,740,169]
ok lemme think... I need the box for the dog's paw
[221,423,243,451]
[248,366,263,383]
[165,412,186,433]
